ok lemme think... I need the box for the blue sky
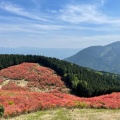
[0,0,120,48]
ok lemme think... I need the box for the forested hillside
[0,54,120,97]
[65,41,120,74]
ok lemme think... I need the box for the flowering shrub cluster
[1,81,30,91]
[0,63,66,93]
[0,90,79,117]
[0,77,4,85]
[82,92,120,109]
[0,90,120,117]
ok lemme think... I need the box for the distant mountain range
[0,47,81,59]
[65,41,120,74]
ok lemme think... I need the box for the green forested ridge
[65,41,120,74]
[0,54,120,97]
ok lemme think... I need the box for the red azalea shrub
[0,63,66,93]
[0,90,79,117]
[1,81,30,91]
[1,90,120,117]
[81,92,120,109]
[0,77,4,85]
[0,90,120,117]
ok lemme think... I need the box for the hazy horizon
[0,47,82,59]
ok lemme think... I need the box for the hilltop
[0,63,69,93]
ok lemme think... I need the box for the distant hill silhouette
[65,41,120,74]
[0,47,80,59]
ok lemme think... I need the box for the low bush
[0,105,4,117]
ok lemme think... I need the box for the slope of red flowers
[0,90,120,117]
[82,92,120,109]
[0,63,68,93]
[0,63,120,117]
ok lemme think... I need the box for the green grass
[23,110,47,120]
[2,108,120,120]
[52,108,71,120]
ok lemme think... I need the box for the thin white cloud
[59,4,107,24]
[0,24,47,34]
[99,0,106,6]
[33,24,64,30]
[1,15,120,34]
[31,0,41,7]
[47,9,57,13]
[0,23,66,34]
[59,4,120,25]
[0,1,49,22]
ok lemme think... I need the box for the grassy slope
[2,108,120,120]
